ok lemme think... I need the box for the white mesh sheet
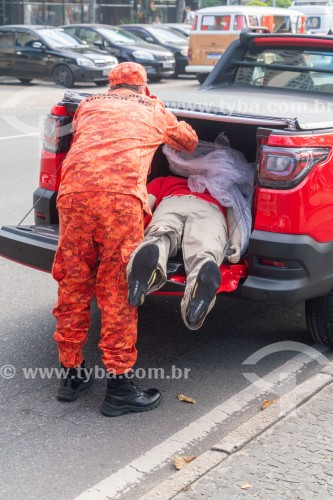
[162,134,255,253]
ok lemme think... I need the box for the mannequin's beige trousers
[127,195,228,329]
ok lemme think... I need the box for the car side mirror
[32,41,44,49]
[145,37,154,43]
[94,41,104,49]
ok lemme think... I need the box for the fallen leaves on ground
[174,456,197,470]
[261,399,278,410]
[240,483,252,490]
[177,394,196,404]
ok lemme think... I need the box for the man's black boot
[57,361,93,402]
[128,243,160,307]
[185,261,221,329]
[100,375,161,417]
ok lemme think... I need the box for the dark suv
[0,25,118,87]
[121,24,190,76]
[61,24,175,82]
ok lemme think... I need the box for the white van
[186,6,306,83]
[290,5,333,33]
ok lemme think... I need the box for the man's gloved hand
[227,244,241,264]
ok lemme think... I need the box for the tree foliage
[199,0,221,7]
[248,0,292,6]
[247,0,267,5]
[273,0,292,7]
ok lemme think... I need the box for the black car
[61,24,175,82]
[121,24,190,76]
[0,25,118,87]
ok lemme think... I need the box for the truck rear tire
[305,288,333,346]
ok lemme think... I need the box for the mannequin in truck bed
[127,175,241,330]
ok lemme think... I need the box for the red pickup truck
[1,30,333,345]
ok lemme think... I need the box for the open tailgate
[0,224,58,273]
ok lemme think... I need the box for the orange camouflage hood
[108,62,147,87]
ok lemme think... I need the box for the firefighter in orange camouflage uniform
[52,62,198,417]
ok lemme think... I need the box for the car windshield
[233,47,333,93]
[38,29,83,48]
[164,27,189,39]
[99,28,141,45]
[166,24,191,36]
[146,27,186,44]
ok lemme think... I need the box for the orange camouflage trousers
[52,191,144,373]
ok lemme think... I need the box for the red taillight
[39,150,66,190]
[43,114,72,154]
[170,276,186,284]
[259,259,286,268]
[192,15,198,30]
[34,211,46,220]
[39,107,73,193]
[50,105,68,116]
[257,146,329,189]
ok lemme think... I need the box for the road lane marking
[0,132,40,140]
[73,346,328,500]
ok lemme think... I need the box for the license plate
[163,62,173,68]
[207,53,221,60]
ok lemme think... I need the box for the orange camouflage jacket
[58,88,198,214]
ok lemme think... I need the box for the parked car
[2,30,333,347]
[162,24,192,38]
[60,24,175,82]
[0,25,118,87]
[121,24,190,76]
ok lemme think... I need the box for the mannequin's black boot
[100,375,161,417]
[186,261,221,328]
[128,243,159,307]
[57,361,93,402]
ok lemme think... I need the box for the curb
[139,364,333,500]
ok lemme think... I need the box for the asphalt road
[0,77,332,500]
